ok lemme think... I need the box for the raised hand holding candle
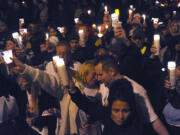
[104,5,109,14]
[53,56,69,86]
[168,61,176,89]
[153,34,160,55]
[45,33,49,40]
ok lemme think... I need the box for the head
[48,36,59,50]
[108,79,136,126]
[6,40,17,50]
[133,13,141,23]
[18,75,31,91]
[40,10,48,23]
[77,60,97,87]
[68,33,79,51]
[49,27,57,37]
[0,20,7,32]
[56,41,71,64]
[131,28,144,48]
[170,20,179,34]
[94,56,120,86]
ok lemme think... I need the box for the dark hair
[94,55,120,73]
[108,79,136,120]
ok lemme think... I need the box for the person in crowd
[18,74,59,135]
[69,79,143,135]
[93,56,169,135]
[163,62,180,135]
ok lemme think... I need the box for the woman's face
[111,100,131,126]
[85,69,97,87]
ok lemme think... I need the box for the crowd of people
[0,0,180,135]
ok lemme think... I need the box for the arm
[22,64,63,99]
[69,87,107,121]
[152,118,170,135]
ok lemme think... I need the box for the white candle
[111,13,119,28]
[57,27,64,33]
[128,9,133,17]
[74,18,79,24]
[130,5,133,9]
[154,34,160,55]
[142,14,146,23]
[78,29,85,46]
[12,32,19,39]
[173,11,176,16]
[168,61,176,89]
[104,5,108,14]
[153,18,159,24]
[87,10,91,15]
[105,24,109,29]
[53,56,69,86]
[178,2,180,7]
[97,33,103,38]
[45,33,49,40]
[92,24,96,29]
[19,18,24,24]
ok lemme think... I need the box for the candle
[154,34,160,55]
[128,9,133,17]
[104,5,108,14]
[178,2,180,7]
[92,24,96,29]
[57,27,64,33]
[173,11,176,16]
[45,33,49,40]
[168,61,176,89]
[155,1,159,5]
[142,14,146,23]
[19,18,24,24]
[105,24,109,29]
[53,56,69,86]
[1,50,13,64]
[74,18,79,24]
[97,33,103,38]
[87,10,91,15]
[12,32,19,39]
[78,29,85,46]
[153,18,159,24]
[111,13,119,28]
[130,5,133,9]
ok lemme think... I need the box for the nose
[119,112,124,120]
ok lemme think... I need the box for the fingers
[165,80,171,89]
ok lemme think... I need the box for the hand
[26,117,33,126]
[150,45,157,59]
[114,26,130,46]
[165,80,171,89]
[11,57,25,74]
[82,124,89,132]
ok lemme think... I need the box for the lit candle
[142,14,146,23]
[74,18,79,24]
[105,24,109,29]
[57,27,64,33]
[173,11,176,16]
[128,9,133,17]
[87,10,91,15]
[92,24,96,29]
[155,1,159,5]
[168,61,176,89]
[178,2,180,7]
[1,50,13,64]
[78,29,85,47]
[45,33,49,40]
[53,56,69,86]
[104,5,108,14]
[130,5,133,9]
[97,33,103,38]
[153,18,159,24]
[111,13,119,28]
[19,18,24,24]
[153,34,160,55]
[12,32,19,39]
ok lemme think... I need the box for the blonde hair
[75,60,95,84]
[73,60,95,93]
